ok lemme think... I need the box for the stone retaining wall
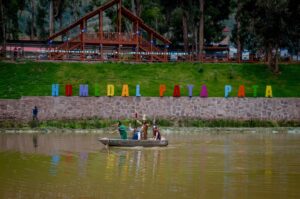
[0,97,299,121]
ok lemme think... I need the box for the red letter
[238,85,245,98]
[65,84,73,96]
[173,85,181,97]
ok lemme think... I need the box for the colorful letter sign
[65,84,72,96]
[50,83,276,98]
[107,84,114,96]
[200,85,208,97]
[224,85,232,98]
[136,84,141,97]
[159,84,166,97]
[52,84,59,96]
[121,84,129,97]
[79,84,89,97]
[238,85,245,98]
[265,85,273,97]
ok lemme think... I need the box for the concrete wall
[0,97,300,121]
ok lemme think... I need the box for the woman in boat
[141,121,149,140]
[117,121,127,140]
[132,128,141,140]
[153,126,161,140]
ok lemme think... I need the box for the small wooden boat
[98,138,168,147]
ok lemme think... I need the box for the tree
[0,0,6,56]
[30,0,36,39]
[237,0,300,73]
[199,0,204,61]
[36,0,48,39]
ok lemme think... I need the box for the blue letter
[52,84,59,96]
[187,85,194,97]
[79,84,89,97]
[225,85,232,98]
[136,84,141,97]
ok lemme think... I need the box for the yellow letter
[107,84,114,96]
[265,85,272,98]
[121,84,129,97]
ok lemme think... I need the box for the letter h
[52,84,59,96]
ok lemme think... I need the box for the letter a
[122,84,129,97]
[173,85,180,97]
[200,85,208,97]
[265,85,273,98]
[159,84,166,97]
[107,84,114,96]
[238,85,245,98]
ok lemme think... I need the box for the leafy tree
[236,0,300,73]
[36,0,48,39]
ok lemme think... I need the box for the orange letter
[121,84,129,96]
[159,84,166,97]
[238,85,245,97]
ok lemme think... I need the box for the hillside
[0,61,299,99]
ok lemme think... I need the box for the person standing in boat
[141,121,149,140]
[117,121,128,140]
[153,126,161,140]
[136,114,149,140]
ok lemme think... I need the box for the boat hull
[99,138,168,147]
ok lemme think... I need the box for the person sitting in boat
[153,126,161,140]
[132,128,142,140]
[128,123,141,140]
[117,121,127,140]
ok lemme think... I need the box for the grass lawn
[0,61,299,99]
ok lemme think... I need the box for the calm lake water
[0,129,300,199]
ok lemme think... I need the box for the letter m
[79,84,89,97]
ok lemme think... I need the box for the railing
[84,32,137,43]
[139,37,166,61]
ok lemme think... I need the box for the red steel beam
[49,0,118,40]
[121,7,171,44]
[49,0,171,46]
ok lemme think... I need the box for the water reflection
[0,131,300,199]
[32,133,38,149]
[223,136,231,199]
[49,154,60,176]
[78,152,88,176]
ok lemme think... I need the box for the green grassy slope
[0,61,299,99]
